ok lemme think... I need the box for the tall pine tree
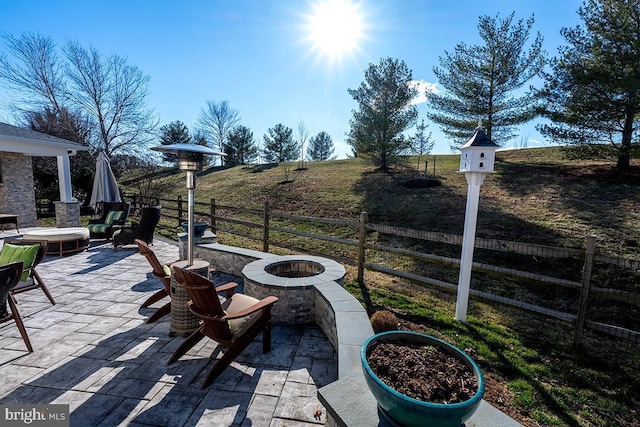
[159,121,190,163]
[307,131,336,161]
[225,125,258,166]
[347,57,418,171]
[538,0,640,169]
[262,124,298,163]
[427,12,546,148]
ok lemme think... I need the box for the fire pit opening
[265,260,325,278]
[242,255,346,324]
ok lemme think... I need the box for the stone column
[0,152,37,228]
[54,201,81,227]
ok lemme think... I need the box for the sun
[304,0,366,65]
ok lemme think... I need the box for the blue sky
[0,0,583,159]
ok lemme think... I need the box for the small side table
[169,259,210,336]
[0,214,19,232]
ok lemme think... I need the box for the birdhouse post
[456,120,498,322]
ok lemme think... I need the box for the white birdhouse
[459,120,499,173]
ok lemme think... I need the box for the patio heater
[456,120,498,322]
[151,143,223,266]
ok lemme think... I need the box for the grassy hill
[128,146,640,258]
[122,146,640,426]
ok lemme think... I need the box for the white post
[455,172,485,322]
[56,154,74,202]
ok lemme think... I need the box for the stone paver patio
[0,236,336,426]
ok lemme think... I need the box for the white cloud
[410,79,439,105]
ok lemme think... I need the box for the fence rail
[126,195,640,344]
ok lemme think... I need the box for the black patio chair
[112,206,161,251]
[88,201,130,240]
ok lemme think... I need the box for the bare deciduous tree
[196,100,240,165]
[0,33,69,130]
[411,119,434,174]
[296,120,309,170]
[64,40,158,157]
[0,33,158,157]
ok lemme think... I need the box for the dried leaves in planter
[367,341,479,404]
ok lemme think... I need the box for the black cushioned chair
[113,206,161,250]
[88,202,130,240]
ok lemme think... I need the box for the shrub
[370,310,399,333]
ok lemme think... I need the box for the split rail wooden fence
[127,195,640,345]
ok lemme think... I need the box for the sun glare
[305,0,366,65]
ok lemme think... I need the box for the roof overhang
[0,122,89,157]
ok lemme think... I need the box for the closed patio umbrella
[89,151,121,211]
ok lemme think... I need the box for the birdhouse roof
[460,126,499,149]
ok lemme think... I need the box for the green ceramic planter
[361,331,485,427]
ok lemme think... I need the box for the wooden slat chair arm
[187,305,223,322]
[215,282,238,298]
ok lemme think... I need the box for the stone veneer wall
[194,242,521,427]
[245,282,316,324]
[192,244,264,276]
[0,152,37,228]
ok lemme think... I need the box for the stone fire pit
[242,255,346,324]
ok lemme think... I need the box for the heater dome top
[151,143,224,156]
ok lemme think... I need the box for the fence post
[177,195,183,226]
[358,211,367,286]
[574,235,596,346]
[263,201,270,253]
[210,198,216,233]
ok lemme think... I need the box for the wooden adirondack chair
[169,266,278,389]
[135,239,176,323]
[0,262,33,352]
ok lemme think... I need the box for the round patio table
[22,227,90,256]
